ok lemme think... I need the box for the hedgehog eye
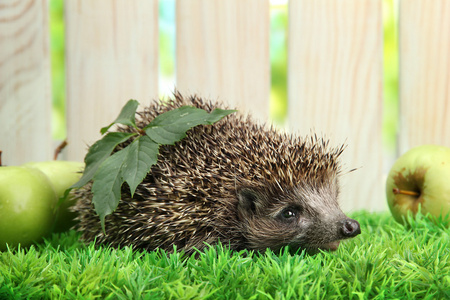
[280,208,298,220]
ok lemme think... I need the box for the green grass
[1,212,450,299]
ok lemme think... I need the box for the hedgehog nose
[341,219,361,237]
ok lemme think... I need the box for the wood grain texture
[399,0,450,154]
[288,0,384,212]
[0,0,52,165]
[65,0,159,161]
[176,0,270,121]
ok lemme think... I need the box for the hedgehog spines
[72,93,349,254]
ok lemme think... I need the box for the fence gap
[382,0,399,169]
[159,0,176,98]
[270,2,289,126]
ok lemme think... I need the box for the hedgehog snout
[339,219,361,238]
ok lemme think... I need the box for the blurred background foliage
[49,0,65,141]
[50,0,398,154]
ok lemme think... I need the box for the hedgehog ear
[238,188,260,214]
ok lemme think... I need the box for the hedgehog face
[237,181,361,254]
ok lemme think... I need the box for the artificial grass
[1,211,449,299]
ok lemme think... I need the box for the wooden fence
[1,0,450,213]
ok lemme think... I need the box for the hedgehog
[72,93,361,255]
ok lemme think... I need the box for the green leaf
[121,135,159,197]
[144,106,236,145]
[100,99,140,134]
[71,131,136,189]
[75,102,236,232]
[91,146,130,232]
[208,108,239,123]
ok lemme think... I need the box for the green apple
[23,161,84,232]
[386,145,450,225]
[0,166,58,251]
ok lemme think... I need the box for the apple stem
[0,150,2,167]
[54,140,68,160]
[393,188,420,197]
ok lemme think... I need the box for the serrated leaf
[144,106,236,145]
[91,146,130,232]
[100,99,140,134]
[71,131,136,189]
[121,135,159,197]
[76,102,236,233]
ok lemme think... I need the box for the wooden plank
[0,0,52,166]
[288,0,384,212]
[176,0,270,121]
[399,0,450,153]
[65,0,159,161]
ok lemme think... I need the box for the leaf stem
[393,188,420,197]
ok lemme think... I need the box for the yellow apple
[0,167,57,251]
[23,161,84,232]
[386,145,450,225]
